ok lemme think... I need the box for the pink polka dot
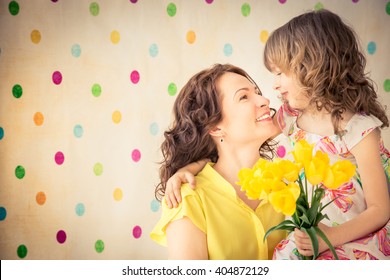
[52,71,62,85]
[56,230,67,244]
[276,145,286,158]
[133,226,142,239]
[55,151,65,165]
[130,70,140,84]
[130,0,138,3]
[279,0,287,3]
[131,149,141,162]
[205,0,214,3]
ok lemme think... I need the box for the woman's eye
[239,95,248,101]
[255,88,262,95]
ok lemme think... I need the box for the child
[165,9,390,260]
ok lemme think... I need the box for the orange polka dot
[186,30,196,44]
[34,112,44,126]
[36,192,46,205]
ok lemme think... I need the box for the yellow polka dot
[112,110,122,124]
[31,29,41,44]
[260,30,269,44]
[113,188,123,201]
[110,30,120,44]
[34,112,44,126]
[186,30,196,44]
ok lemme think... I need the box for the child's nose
[272,76,280,90]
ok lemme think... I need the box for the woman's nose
[256,95,270,107]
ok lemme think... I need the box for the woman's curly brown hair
[155,64,277,201]
[264,9,388,136]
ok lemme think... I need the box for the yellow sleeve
[150,184,206,246]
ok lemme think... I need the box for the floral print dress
[274,104,390,260]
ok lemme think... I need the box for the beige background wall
[0,0,389,259]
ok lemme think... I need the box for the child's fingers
[184,172,196,189]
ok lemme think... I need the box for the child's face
[215,72,278,146]
[271,66,310,111]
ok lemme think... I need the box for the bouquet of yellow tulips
[237,140,356,260]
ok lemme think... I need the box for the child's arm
[165,159,209,208]
[295,129,390,256]
[166,217,208,259]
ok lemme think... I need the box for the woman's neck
[212,146,261,210]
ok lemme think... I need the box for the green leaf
[315,226,339,260]
[263,220,296,242]
[299,212,311,225]
[297,204,309,214]
[292,211,301,226]
[307,200,320,225]
[301,227,319,260]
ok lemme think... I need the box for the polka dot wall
[0,0,389,260]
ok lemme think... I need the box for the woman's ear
[209,127,224,138]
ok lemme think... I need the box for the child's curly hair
[264,9,388,136]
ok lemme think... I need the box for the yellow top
[150,163,285,260]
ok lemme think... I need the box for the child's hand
[294,224,330,257]
[165,171,196,208]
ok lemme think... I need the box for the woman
[150,64,285,259]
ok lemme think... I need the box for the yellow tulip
[278,159,300,182]
[323,160,356,189]
[306,150,331,185]
[268,182,300,216]
[291,140,314,168]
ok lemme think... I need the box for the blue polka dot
[149,43,158,57]
[74,124,83,138]
[0,127,4,140]
[0,207,6,221]
[223,43,233,57]
[150,122,159,136]
[71,44,81,57]
[151,199,160,212]
[75,203,85,216]
[367,41,376,55]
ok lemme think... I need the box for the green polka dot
[9,1,20,16]
[241,3,251,17]
[384,79,390,92]
[12,84,22,98]
[314,2,324,10]
[93,163,103,176]
[17,244,28,258]
[95,240,104,253]
[167,3,176,17]
[90,2,100,16]
[15,165,25,179]
[168,83,177,96]
[386,2,390,15]
[91,84,101,97]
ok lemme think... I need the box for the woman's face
[215,72,278,146]
[270,66,310,110]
